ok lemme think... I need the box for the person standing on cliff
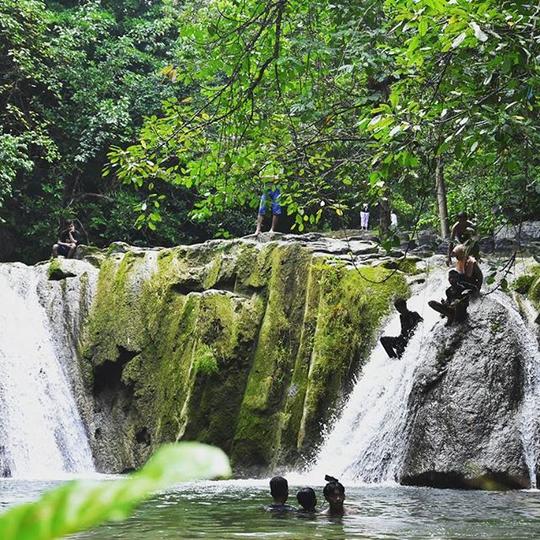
[255,185,281,235]
[360,203,370,230]
[390,211,398,229]
[380,298,423,359]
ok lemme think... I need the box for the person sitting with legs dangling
[380,298,423,359]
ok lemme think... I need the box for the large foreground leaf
[0,442,231,540]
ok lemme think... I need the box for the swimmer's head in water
[394,298,408,313]
[323,475,345,506]
[296,487,316,511]
[270,476,288,502]
[452,244,467,261]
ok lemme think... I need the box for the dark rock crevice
[93,346,139,395]
[401,470,529,490]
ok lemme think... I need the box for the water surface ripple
[3,479,540,539]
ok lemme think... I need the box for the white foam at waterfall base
[296,265,448,485]
[0,264,94,479]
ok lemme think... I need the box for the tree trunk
[379,196,391,235]
[435,157,450,238]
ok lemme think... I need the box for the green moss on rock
[512,264,540,310]
[48,258,76,280]
[379,256,421,274]
[80,238,410,474]
[298,264,408,451]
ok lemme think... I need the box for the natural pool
[3,479,540,539]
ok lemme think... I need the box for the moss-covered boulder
[512,264,540,314]
[79,237,411,474]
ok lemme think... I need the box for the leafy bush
[0,442,231,540]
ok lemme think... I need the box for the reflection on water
[3,479,540,539]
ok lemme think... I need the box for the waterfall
[303,265,540,487]
[496,293,540,488]
[0,263,94,478]
[304,266,448,484]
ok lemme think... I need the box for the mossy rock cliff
[79,235,410,474]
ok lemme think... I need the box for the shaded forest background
[1,0,540,263]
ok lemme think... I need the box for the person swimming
[265,476,296,512]
[322,475,346,516]
[296,487,317,514]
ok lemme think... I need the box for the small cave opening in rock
[136,427,151,446]
[93,346,139,395]
[170,278,204,295]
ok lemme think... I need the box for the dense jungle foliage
[1,0,540,262]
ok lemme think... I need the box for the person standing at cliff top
[360,203,370,230]
[255,185,281,235]
[447,211,479,265]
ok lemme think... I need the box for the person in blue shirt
[255,186,281,235]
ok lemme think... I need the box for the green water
[3,479,540,539]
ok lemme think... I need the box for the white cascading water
[0,263,94,478]
[496,292,540,488]
[302,264,540,487]
[302,265,449,484]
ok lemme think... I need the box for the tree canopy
[1,0,539,262]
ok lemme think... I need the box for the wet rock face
[75,234,410,474]
[400,299,530,489]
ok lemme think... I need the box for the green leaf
[0,443,231,540]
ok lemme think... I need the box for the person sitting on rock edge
[322,475,346,516]
[451,244,483,292]
[296,487,317,514]
[380,298,423,359]
[428,269,476,325]
[52,221,81,259]
[265,475,296,512]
